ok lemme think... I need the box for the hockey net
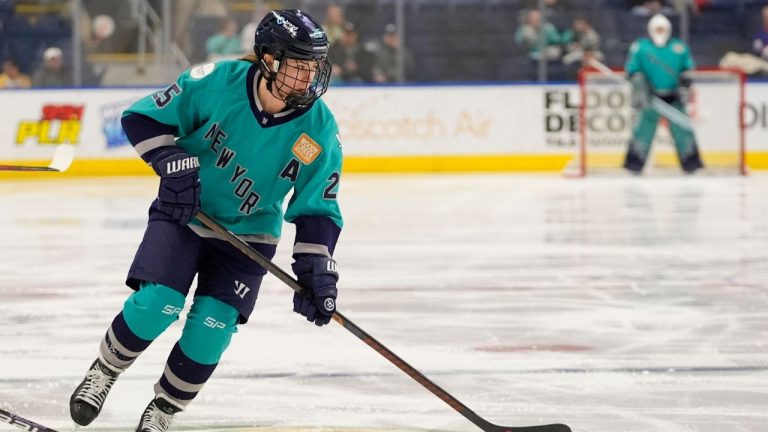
[567,67,746,176]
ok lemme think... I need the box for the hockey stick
[196,212,571,432]
[587,58,694,131]
[0,144,75,172]
[0,407,58,432]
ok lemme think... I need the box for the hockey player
[624,14,703,174]
[69,10,342,432]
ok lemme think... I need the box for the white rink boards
[1,175,768,432]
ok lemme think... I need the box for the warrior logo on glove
[150,147,202,225]
[323,298,335,313]
[165,157,199,175]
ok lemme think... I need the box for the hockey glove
[291,255,338,326]
[150,147,201,225]
[676,73,693,105]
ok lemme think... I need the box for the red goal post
[570,66,747,176]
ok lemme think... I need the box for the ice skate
[69,358,123,426]
[135,396,182,432]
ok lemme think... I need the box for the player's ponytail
[239,54,259,64]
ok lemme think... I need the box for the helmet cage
[270,56,332,109]
[254,10,331,109]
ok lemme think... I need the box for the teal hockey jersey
[122,60,343,246]
[625,38,695,92]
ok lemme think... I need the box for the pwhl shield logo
[16,104,84,145]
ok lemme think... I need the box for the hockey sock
[99,312,152,370]
[154,296,239,408]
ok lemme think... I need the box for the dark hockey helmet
[254,10,332,108]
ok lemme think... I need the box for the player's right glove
[291,254,338,326]
[150,146,201,225]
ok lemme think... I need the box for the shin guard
[178,296,239,365]
[154,296,239,408]
[122,282,186,341]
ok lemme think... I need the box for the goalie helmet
[254,10,332,108]
[647,14,672,48]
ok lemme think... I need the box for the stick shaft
[0,165,59,172]
[195,212,570,432]
[586,58,694,131]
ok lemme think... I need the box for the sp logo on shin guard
[204,317,226,329]
[162,305,182,316]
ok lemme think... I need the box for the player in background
[69,10,343,432]
[623,13,703,174]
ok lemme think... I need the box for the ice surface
[0,174,767,432]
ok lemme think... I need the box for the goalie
[624,14,703,174]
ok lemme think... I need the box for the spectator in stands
[205,17,242,60]
[323,4,346,46]
[720,4,768,75]
[329,22,368,84]
[83,0,138,53]
[0,59,32,89]
[87,14,117,54]
[33,47,72,88]
[562,17,603,77]
[515,9,564,62]
[752,6,768,60]
[369,24,413,83]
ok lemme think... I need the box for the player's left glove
[291,254,338,326]
[676,73,693,105]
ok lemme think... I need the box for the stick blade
[48,144,75,172]
[508,424,571,432]
[489,422,572,432]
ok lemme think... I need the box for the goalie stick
[0,144,75,172]
[196,212,572,432]
[587,58,694,132]
[0,407,58,432]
